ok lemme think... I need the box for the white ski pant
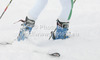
[28,0,73,22]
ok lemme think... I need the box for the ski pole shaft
[49,28,56,40]
[0,0,12,19]
[73,0,76,4]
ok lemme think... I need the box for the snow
[0,0,100,60]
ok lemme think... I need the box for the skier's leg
[28,0,48,20]
[17,0,48,41]
[58,0,73,22]
[52,0,73,40]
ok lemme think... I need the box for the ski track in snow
[0,0,100,60]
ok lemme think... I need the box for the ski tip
[49,52,60,57]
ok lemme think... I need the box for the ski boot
[51,19,69,40]
[17,17,35,41]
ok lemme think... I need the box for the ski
[33,50,60,57]
[49,52,60,57]
[0,39,16,45]
[0,42,12,45]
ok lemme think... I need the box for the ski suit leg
[58,0,73,22]
[28,0,48,20]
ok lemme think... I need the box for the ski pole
[49,28,56,40]
[0,0,12,19]
[73,0,76,4]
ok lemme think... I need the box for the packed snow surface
[0,0,100,60]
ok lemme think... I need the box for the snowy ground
[0,0,100,60]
